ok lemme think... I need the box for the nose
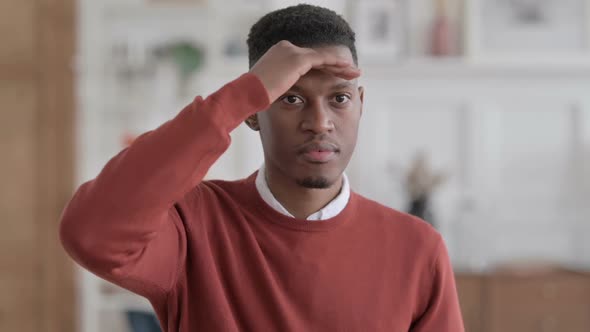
[300,101,335,134]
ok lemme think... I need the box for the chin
[288,159,346,189]
[295,169,343,189]
[296,176,331,189]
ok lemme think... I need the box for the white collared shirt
[255,165,350,221]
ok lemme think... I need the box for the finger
[335,69,362,80]
[319,64,361,73]
[319,65,362,79]
[322,66,361,78]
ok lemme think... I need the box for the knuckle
[277,40,291,47]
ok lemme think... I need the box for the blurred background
[1,0,590,331]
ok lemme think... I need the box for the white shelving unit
[75,2,276,331]
[75,1,590,331]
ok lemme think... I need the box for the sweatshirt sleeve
[410,236,465,332]
[59,73,270,302]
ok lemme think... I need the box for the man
[60,4,464,331]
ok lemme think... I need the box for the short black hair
[247,4,357,68]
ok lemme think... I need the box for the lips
[298,142,339,163]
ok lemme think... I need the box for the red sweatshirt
[60,73,464,331]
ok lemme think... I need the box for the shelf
[102,2,265,21]
[190,56,590,80]
[103,3,209,20]
[359,57,590,79]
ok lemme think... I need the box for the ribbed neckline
[241,172,358,232]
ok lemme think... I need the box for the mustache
[297,138,340,154]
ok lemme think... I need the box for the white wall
[354,66,590,270]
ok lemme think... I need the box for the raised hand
[249,40,361,103]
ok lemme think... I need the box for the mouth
[298,142,340,163]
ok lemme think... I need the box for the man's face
[254,45,364,189]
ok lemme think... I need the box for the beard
[296,176,332,189]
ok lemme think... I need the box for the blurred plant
[153,41,205,95]
[404,151,449,226]
[405,151,448,199]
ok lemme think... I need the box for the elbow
[58,181,105,269]
[59,209,122,277]
[59,203,96,266]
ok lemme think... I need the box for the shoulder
[172,175,256,232]
[351,192,443,252]
[173,174,255,213]
[190,176,253,203]
[204,174,257,198]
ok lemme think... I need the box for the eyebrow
[288,81,356,93]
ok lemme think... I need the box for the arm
[60,41,360,302]
[410,237,465,332]
[60,73,269,300]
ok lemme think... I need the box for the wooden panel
[0,95,39,330]
[0,0,76,331]
[0,79,38,275]
[37,0,77,331]
[488,273,590,332]
[0,277,38,332]
[0,72,40,331]
[0,0,36,69]
[455,274,484,332]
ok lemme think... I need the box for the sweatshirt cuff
[204,72,271,132]
[229,72,271,112]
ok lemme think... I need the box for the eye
[332,94,351,104]
[281,95,304,105]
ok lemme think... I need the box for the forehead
[292,45,357,92]
[312,45,355,63]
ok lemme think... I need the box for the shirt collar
[255,165,350,221]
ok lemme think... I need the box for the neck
[265,166,343,220]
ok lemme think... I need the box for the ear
[245,114,260,131]
[358,86,365,116]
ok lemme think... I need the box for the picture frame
[465,0,590,64]
[352,0,408,63]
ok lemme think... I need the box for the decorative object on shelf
[224,36,248,58]
[430,0,454,56]
[221,13,260,63]
[153,41,205,96]
[110,40,156,87]
[353,0,408,62]
[466,0,590,63]
[404,151,448,227]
